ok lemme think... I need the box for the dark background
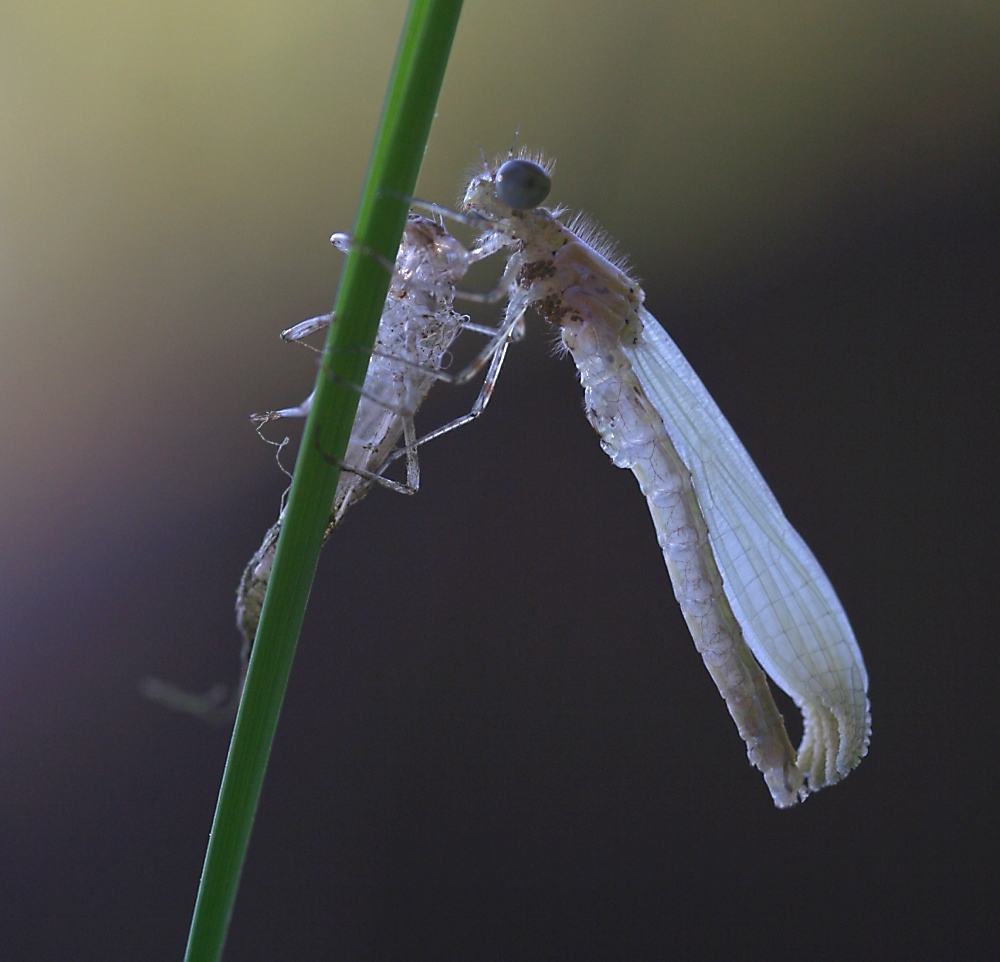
[2,2,998,959]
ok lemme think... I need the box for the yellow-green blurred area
[2,2,999,958]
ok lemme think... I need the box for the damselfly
[459,151,870,806]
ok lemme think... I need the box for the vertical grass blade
[184,2,464,959]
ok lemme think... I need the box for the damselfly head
[462,152,554,219]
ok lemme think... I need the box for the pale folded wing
[625,306,870,787]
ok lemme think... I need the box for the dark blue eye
[495,159,551,210]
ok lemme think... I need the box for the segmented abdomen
[560,314,805,807]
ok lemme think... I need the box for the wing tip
[796,696,871,794]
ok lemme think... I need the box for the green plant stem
[184,2,464,959]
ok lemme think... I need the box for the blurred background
[2,1,998,958]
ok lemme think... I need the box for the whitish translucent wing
[626,306,870,787]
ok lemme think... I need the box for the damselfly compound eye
[495,159,551,210]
